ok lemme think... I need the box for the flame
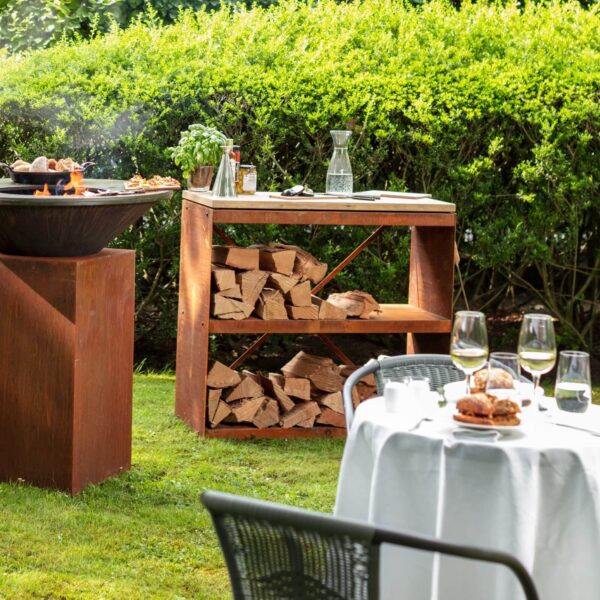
[34,184,51,197]
[63,170,85,195]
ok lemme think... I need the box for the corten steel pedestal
[0,249,135,494]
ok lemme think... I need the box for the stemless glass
[518,314,556,410]
[555,351,592,413]
[450,311,489,394]
[486,352,520,402]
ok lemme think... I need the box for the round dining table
[335,397,600,600]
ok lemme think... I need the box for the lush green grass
[0,374,345,599]
[1,375,598,598]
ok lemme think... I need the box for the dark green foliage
[0,0,598,363]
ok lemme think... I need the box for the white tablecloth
[335,398,600,600]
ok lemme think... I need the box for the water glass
[402,376,436,416]
[486,352,520,403]
[555,351,592,413]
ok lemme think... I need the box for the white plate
[451,416,522,433]
[443,380,535,403]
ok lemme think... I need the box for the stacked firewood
[206,351,377,429]
[211,244,380,320]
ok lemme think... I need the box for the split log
[267,272,300,294]
[283,377,311,401]
[316,407,346,428]
[253,246,296,276]
[207,389,222,422]
[312,296,347,320]
[236,270,269,306]
[339,366,376,388]
[270,244,328,284]
[255,288,288,320]
[207,361,241,388]
[211,266,236,291]
[218,284,242,300]
[211,400,232,427]
[261,374,295,412]
[212,294,254,319]
[285,281,312,307]
[285,304,318,320]
[281,351,335,379]
[224,375,264,402]
[326,291,382,319]
[351,382,378,408]
[252,398,280,429]
[280,401,320,428]
[241,370,262,385]
[297,416,316,428]
[212,246,259,270]
[317,391,344,413]
[228,397,265,423]
[309,364,346,393]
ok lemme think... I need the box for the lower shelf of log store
[206,425,347,439]
[209,304,451,334]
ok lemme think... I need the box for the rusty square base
[0,249,135,494]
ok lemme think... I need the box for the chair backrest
[342,354,464,430]
[202,490,539,600]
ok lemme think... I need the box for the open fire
[33,171,88,197]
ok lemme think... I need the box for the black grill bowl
[0,180,175,257]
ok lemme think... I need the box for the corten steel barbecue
[0,179,173,256]
[0,178,175,493]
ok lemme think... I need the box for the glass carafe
[212,139,236,198]
[326,130,353,195]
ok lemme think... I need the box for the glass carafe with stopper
[212,139,236,198]
[326,130,353,195]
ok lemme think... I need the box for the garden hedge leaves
[0,0,598,360]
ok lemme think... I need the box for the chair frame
[202,490,539,600]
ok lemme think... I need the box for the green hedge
[0,0,599,363]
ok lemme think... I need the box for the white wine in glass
[450,311,489,394]
[518,314,556,410]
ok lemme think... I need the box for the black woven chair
[342,354,464,429]
[202,490,539,600]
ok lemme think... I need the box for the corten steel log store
[175,191,456,439]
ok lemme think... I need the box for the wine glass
[450,311,489,394]
[555,351,591,413]
[518,314,556,410]
[486,352,520,403]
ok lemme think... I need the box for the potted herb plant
[169,124,227,191]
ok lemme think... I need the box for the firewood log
[212,246,259,270]
[285,281,312,307]
[218,284,242,300]
[280,401,320,428]
[251,246,296,276]
[281,351,336,379]
[270,244,328,284]
[283,377,311,401]
[261,374,295,412]
[228,397,265,423]
[316,407,346,428]
[212,294,254,319]
[236,270,268,306]
[224,375,264,402]
[255,288,288,320]
[267,272,300,294]
[312,296,347,320]
[210,400,232,427]
[309,364,345,393]
[285,304,318,320]
[326,291,382,319]
[207,361,241,388]
[207,389,222,422]
[252,398,280,429]
[316,391,344,413]
[211,266,236,291]
[297,416,316,428]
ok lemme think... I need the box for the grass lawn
[1,375,598,599]
[0,374,345,599]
